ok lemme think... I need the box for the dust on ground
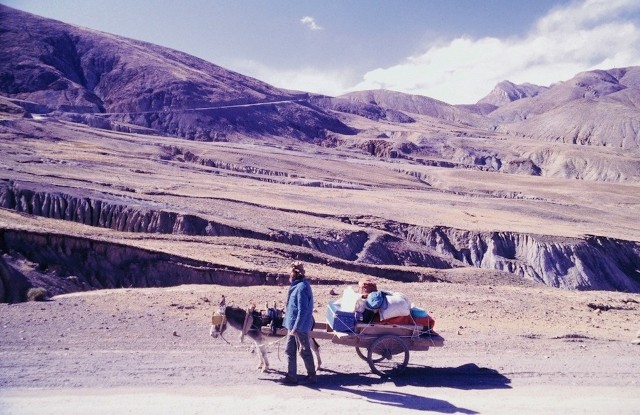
[1,281,639,414]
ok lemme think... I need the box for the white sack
[379,292,411,320]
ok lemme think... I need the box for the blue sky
[4,0,640,104]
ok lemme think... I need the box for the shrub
[27,287,48,302]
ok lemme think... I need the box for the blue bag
[365,291,388,310]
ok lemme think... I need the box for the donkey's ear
[219,295,226,307]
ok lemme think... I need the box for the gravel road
[1,283,639,414]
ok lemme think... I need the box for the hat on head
[358,277,377,296]
[290,261,305,277]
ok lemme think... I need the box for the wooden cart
[311,321,444,377]
[265,319,445,377]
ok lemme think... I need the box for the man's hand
[291,330,307,352]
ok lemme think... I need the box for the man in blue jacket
[282,261,316,385]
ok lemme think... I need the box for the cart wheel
[367,335,409,377]
[355,347,370,361]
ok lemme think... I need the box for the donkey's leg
[252,333,269,372]
[310,338,322,370]
[257,343,269,372]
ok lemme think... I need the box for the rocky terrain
[0,5,640,413]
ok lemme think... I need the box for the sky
[3,0,640,104]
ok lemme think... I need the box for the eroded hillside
[1,114,639,302]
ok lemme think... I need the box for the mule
[210,295,322,373]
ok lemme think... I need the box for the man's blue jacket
[283,277,314,332]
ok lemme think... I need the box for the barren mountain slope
[476,80,548,107]
[500,99,640,149]
[338,89,493,128]
[489,69,631,121]
[490,68,640,150]
[0,5,354,141]
[337,109,640,183]
[328,84,640,182]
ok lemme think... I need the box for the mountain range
[2,4,640,152]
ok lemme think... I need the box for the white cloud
[301,16,323,31]
[350,0,640,104]
[230,59,353,97]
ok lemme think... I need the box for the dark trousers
[285,331,315,377]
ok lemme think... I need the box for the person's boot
[303,373,317,384]
[281,374,298,385]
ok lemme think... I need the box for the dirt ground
[1,281,639,414]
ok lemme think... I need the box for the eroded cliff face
[0,254,30,303]
[1,180,639,299]
[0,228,443,302]
[0,229,276,302]
[0,180,368,261]
[400,226,640,292]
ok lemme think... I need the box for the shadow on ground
[263,363,509,413]
[317,363,511,390]
[394,363,512,389]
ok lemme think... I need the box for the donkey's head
[210,295,227,338]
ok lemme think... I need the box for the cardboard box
[326,301,356,333]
